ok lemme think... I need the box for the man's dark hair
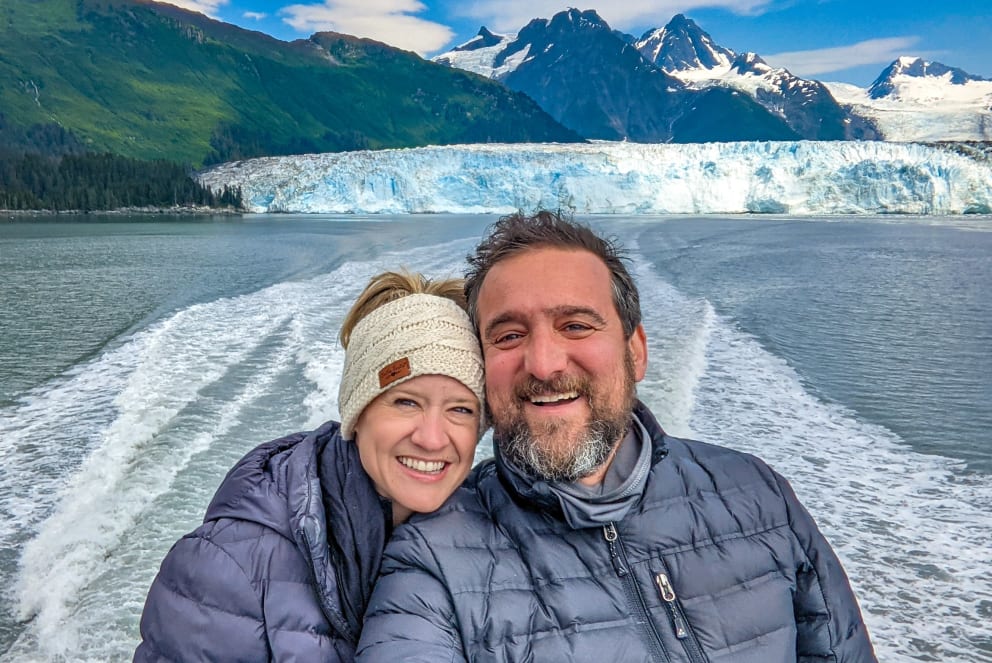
[465,210,642,338]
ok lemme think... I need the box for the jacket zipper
[603,522,670,662]
[655,570,708,663]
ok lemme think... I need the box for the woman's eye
[451,406,476,416]
[393,397,418,408]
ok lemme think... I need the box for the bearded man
[356,211,876,663]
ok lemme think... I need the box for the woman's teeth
[399,457,445,473]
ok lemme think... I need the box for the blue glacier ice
[197,141,992,215]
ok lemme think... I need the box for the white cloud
[279,0,454,54]
[455,0,772,34]
[243,11,268,20]
[152,0,230,19]
[763,37,931,76]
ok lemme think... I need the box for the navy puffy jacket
[135,421,387,662]
[357,401,876,663]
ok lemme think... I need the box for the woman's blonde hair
[339,270,468,349]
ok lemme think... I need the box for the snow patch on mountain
[198,142,992,216]
[665,52,780,99]
[826,77,992,142]
[432,29,517,78]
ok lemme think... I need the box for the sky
[154,0,992,87]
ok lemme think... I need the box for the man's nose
[410,410,448,450]
[524,327,567,380]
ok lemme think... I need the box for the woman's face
[353,374,481,524]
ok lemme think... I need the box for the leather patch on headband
[379,357,411,388]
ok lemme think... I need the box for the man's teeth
[530,391,579,405]
[399,457,445,473]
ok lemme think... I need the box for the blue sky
[156,0,992,86]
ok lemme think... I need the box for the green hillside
[0,0,580,166]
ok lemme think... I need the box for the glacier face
[197,141,992,216]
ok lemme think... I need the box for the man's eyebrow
[551,305,607,326]
[484,312,519,339]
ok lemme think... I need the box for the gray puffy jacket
[357,401,875,663]
[135,421,388,662]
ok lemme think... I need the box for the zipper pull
[656,573,688,639]
[603,523,628,576]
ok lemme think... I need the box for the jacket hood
[203,420,387,646]
[204,426,323,538]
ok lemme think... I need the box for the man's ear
[628,324,648,382]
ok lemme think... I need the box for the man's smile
[528,391,580,406]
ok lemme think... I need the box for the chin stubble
[495,352,636,482]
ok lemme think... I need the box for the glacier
[197,141,992,216]
[826,78,992,143]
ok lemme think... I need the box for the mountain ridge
[435,8,800,143]
[0,0,580,165]
[435,10,989,142]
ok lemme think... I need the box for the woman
[133,271,485,662]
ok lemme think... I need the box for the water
[0,214,989,661]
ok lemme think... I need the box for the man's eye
[493,332,523,345]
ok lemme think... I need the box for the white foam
[3,231,988,661]
[632,255,992,662]
[1,236,479,661]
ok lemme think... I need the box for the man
[356,211,876,662]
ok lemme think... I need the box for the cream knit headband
[338,293,485,440]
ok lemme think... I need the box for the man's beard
[494,352,636,482]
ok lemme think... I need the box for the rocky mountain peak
[452,26,508,52]
[550,8,610,32]
[635,12,735,72]
[869,57,987,98]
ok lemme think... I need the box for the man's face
[476,247,647,482]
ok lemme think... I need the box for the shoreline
[3,205,243,219]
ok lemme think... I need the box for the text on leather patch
[379,357,411,388]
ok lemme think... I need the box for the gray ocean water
[0,214,989,662]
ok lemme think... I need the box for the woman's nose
[410,410,447,450]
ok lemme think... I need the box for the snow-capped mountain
[826,57,992,141]
[198,141,992,215]
[868,56,989,99]
[437,11,989,143]
[432,9,799,143]
[634,15,877,140]
[634,14,734,73]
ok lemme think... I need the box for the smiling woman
[132,270,485,662]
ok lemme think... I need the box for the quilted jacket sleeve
[775,471,877,663]
[133,532,270,662]
[355,526,466,663]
